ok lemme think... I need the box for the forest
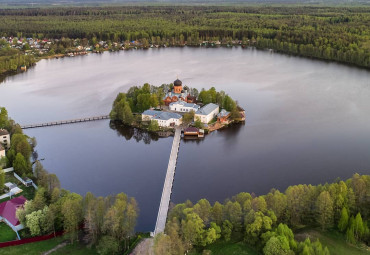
[154,174,370,254]
[0,6,369,68]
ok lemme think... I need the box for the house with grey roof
[142,110,182,127]
[195,103,220,124]
[169,101,200,113]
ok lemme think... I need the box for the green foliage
[316,191,334,230]
[148,120,160,132]
[96,235,120,255]
[61,193,83,243]
[0,47,36,75]
[13,152,29,176]
[222,220,233,242]
[263,236,291,255]
[110,93,134,125]
[25,206,51,236]
[183,111,195,125]
[193,199,212,225]
[338,207,349,232]
[194,119,204,129]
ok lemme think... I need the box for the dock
[153,127,181,235]
[20,115,109,129]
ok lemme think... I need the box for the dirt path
[130,238,154,255]
[41,240,68,255]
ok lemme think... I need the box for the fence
[13,172,27,186]
[0,231,64,248]
[2,167,14,173]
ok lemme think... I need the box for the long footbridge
[20,115,109,129]
[153,127,182,235]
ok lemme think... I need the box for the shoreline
[1,43,368,83]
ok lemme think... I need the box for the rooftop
[184,127,199,133]
[196,103,219,116]
[217,109,230,118]
[142,110,182,121]
[0,196,27,226]
[0,129,9,136]
[169,101,200,109]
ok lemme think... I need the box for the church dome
[174,79,182,86]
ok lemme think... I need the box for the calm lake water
[0,47,369,231]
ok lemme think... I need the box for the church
[163,79,196,106]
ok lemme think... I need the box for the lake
[0,47,369,231]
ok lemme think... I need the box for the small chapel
[163,78,196,106]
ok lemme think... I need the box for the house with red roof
[0,196,27,239]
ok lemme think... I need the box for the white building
[0,129,10,150]
[142,110,182,127]
[194,103,220,124]
[169,101,200,113]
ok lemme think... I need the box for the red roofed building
[0,196,27,227]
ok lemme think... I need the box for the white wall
[195,107,219,124]
[169,103,198,113]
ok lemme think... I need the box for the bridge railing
[20,115,110,129]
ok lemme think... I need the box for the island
[110,78,246,138]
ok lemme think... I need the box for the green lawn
[295,229,369,255]
[49,241,99,255]
[0,237,99,255]
[0,223,17,242]
[0,237,63,255]
[189,240,259,255]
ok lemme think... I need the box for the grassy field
[0,223,17,242]
[0,236,99,255]
[0,237,63,255]
[189,240,259,255]
[295,229,370,255]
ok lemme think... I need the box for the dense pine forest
[0,6,369,68]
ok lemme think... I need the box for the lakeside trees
[0,45,36,77]
[0,6,369,68]
[154,174,370,254]
[0,106,36,177]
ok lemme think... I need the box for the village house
[217,109,231,123]
[169,101,200,113]
[0,129,10,150]
[195,103,220,124]
[0,196,27,233]
[142,110,182,127]
[163,79,196,106]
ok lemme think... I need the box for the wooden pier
[153,127,181,235]
[20,115,109,129]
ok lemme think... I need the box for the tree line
[0,43,36,78]
[153,174,369,254]
[0,6,368,68]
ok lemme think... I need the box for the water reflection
[109,121,159,144]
